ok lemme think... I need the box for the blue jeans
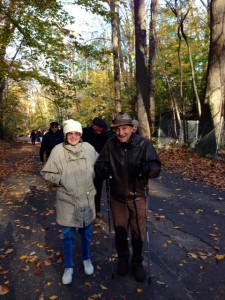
[62,224,93,268]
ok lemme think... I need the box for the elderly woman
[41,119,97,285]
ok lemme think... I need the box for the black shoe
[133,262,146,282]
[117,258,129,276]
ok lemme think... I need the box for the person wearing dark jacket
[30,130,37,145]
[94,112,161,282]
[82,117,108,218]
[40,121,64,163]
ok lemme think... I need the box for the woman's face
[66,131,81,145]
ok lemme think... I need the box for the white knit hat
[63,119,83,135]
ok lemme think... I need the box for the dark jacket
[94,133,161,202]
[39,129,64,162]
[82,126,108,154]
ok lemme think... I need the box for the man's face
[92,124,105,135]
[51,125,58,133]
[114,125,133,143]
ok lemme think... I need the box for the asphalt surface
[0,142,225,300]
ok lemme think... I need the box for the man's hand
[102,164,111,179]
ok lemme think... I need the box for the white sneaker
[83,259,94,275]
[62,268,73,285]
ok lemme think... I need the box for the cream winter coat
[41,142,97,228]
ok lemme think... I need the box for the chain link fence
[157,115,225,160]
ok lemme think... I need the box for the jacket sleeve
[94,142,111,180]
[144,140,161,178]
[40,148,62,185]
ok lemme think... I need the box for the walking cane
[105,174,114,279]
[144,182,152,285]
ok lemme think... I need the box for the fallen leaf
[187,252,198,259]
[0,284,9,295]
[93,230,101,235]
[34,267,44,275]
[87,294,101,300]
[215,254,225,261]
[0,270,10,275]
[162,242,168,249]
[44,260,52,266]
[155,215,165,220]
[4,249,14,255]
[57,256,63,264]
[99,284,107,290]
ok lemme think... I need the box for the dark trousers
[110,198,146,264]
[93,175,103,213]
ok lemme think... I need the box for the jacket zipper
[124,147,128,198]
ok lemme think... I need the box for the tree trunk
[149,0,158,135]
[198,0,225,155]
[134,0,151,139]
[110,0,121,112]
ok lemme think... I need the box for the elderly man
[94,112,161,282]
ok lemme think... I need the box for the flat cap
[110,112,133,128]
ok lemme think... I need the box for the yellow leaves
[0,284,9,295]
[85,282,92,286]
[187,251,213,260]
[20,254,38,263]
[136,288,143,293]
[44,260,52,266]
[49,296,58,300]
[215,254,225,261]
[208,233,220,241]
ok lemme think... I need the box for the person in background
[41,119,97,285]
[94,112,161,282]
[82,117,108,218]
[132,119,139,134]
[39,121,64,163]
[30,130,37,145]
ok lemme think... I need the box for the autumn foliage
[158,146,225,191]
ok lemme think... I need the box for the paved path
[0,143,225,300]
